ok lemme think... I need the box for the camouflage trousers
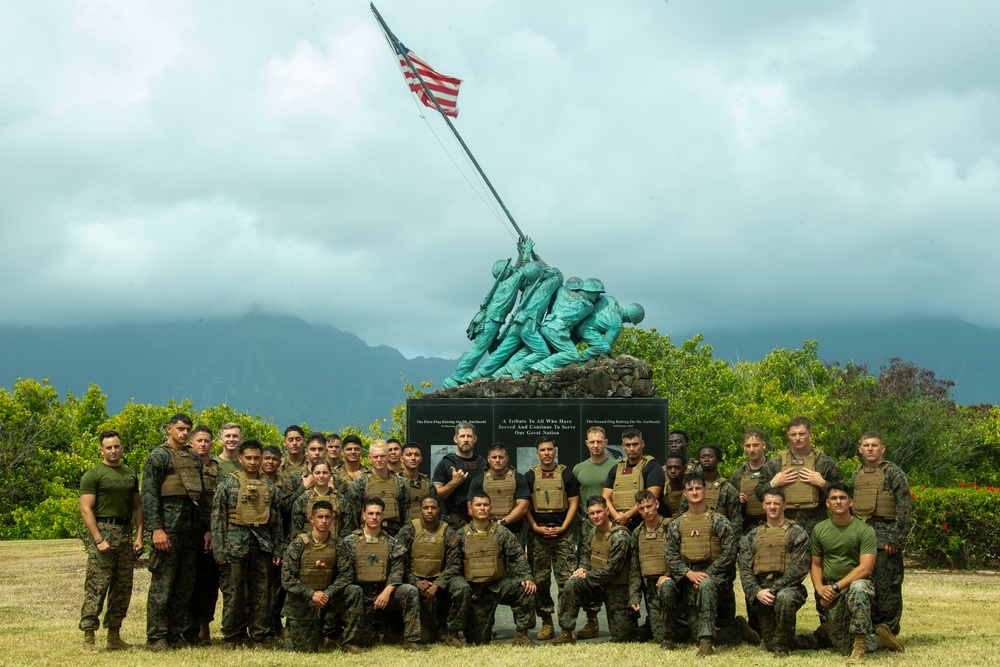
[219,552,272,643]
[637,576,669,642]
[527,530,575,615]
[871,548,904,634]
[415,576,472,640]
[558,578,637,642]
[285,586,363,652]
[80,523,134,631]
[343,582,421,647]
[466,578,536,644]
[146,529,198,642]
[182,547,220,641]
[576,519,600,614]
[825,579,877,656]
[747,582,807,652]
[268,559,284,633]
[660,574,741,645]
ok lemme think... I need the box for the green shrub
[908,484,1000,569]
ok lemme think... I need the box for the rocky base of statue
[426,355,654,400]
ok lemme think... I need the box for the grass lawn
[1,539,998,666]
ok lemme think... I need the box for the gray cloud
[1,0,997,361]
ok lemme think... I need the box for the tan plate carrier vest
[590,525,631,585]
[298,533,337,590]
[705,476,729,518]
[354,531,389,583]
[202,460,220,506]
[159,446,202,502]
[228,472,272,527]
[531,464,568,513]
[405,475,432,521]
[781,449,821,509]
[752,521,792,576]
[740,468,765,520]
[679,512,721,565]
[409,519,448,579]
[612,455,655,512]
[665,488,684,517]
[484,470,517,518]
[638,519,669,577]
[852,463,897,521]
[463,523,506,583]
[303,487,340,536]
[365,473,400,522]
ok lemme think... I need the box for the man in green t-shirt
[806,482,904,664]
[79,430,143,651]
[571,426,617,638]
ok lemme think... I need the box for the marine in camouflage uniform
[79,430,142,650]
[553,496,637,643]
[463,491,537,645]
[140,415,209,648]
[627,491,672,646]
[524,437,580,637]
[182,425,222,645]
[280,501,363,652]
[661,474,745,655]
[754,419,845,537]
[850,433,911,635]
[332,502,422,651]
[211,442,284,646]
[346,442,411,536]
[286,478,348,548]
[397,498,472,645]
[680,446,742,635]
[737,492,810,656]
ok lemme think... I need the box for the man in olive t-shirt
[805,482,903,663]
[79,430,143,651]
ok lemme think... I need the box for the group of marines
[78,414,909,663]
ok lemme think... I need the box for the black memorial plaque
[408,398,669,475]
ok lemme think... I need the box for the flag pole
[370,2,528,244]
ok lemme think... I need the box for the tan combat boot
[535,612,555,640]
[83,629,96,653]
[512,630,537,647]
[845,633,867,664]
[550,629,576,645]
[443,632,466,648]
[199,622,211,643]
[576,611,600,639]
[735,615,761,645]
[106,628,132,651]
[874,624,904,653]
[696,637,714,657]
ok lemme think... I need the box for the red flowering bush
[909,485,1000,569]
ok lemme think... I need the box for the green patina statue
[443,240,646,387]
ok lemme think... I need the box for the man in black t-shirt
[432,421,487,528]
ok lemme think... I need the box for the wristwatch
[831,583,840,592]
[499,519,507,527]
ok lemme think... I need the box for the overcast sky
[1,1,997,359]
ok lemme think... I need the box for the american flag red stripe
[397,47,462,118]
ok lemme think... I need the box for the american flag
[397,43,462,118]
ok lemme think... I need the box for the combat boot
[535,612,555,640]
[443,632,465,649]
[735,615,761,645]
[550,628,575,645]
[512,630,537,647]
[106,628,132,651]
[874,624,904,653]
[845,633,867,664]
[83,629,96,652]
[576,611,600,639]
[403,641,424,651]
[659,638,677,650]
[199,622,211,643]
[696,637,714,657]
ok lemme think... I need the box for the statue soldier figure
[442,238,535,387]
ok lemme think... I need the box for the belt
[96,517,130,526]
